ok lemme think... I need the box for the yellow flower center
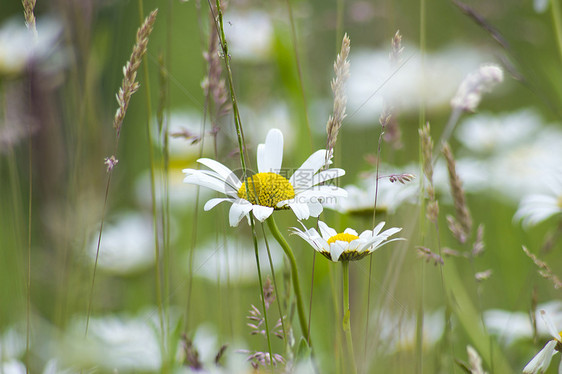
[237,172,295,208]
[327,233,360,244]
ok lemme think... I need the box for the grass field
[2,0,562,373]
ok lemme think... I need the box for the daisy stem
[342,260,357,374]
[266,216,310,346]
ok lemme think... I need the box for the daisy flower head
[183,128,347,227]
[515,171,562,227]
[291,220,403,262]
[523,310,562,374]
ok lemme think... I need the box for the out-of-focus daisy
[484,301,562,346]
[224,10,273,61]
[58,311,162,372]
[373,308,445,354]
[86,213,156,275]
[191,237,283,285]
[523,310,562,374]
[515,172,562,227]
[345,45,493,125]
[0,17,64,76]
[456,109,541,155]
[183,128,347,226]
[291,221,403,262]
[325,176,418,216]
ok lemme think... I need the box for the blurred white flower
[59,311,162,372]
[235,103,296,148]
[162,110,214,161]
[192,237,283,285]
[0,327,25,361]
[224,10,273,61]
[325,172,418,216]
[1,360,26,374]
[450,64,503,112]
[443,110,562,204]
[0,17,64,76]
[178,324,248,373]
[87,213,155,275]
[523,310,562,374]
[456,109,541,155]
[346,45,493,125]
[372,309,445,354]
[534,0,549,13]
[488,128,562,202]
[433,157,492,197]
[515,171,562,226]
[484,300,562,345]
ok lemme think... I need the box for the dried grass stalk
[113,9,158,137]
[419,122,439,223]
[390,30,403,66]
[443,142,472,241]
[383,30,404,148]
[22,0,37,37]
[522,246,562,289]
[326,33,351,156]
[202,25,230,119]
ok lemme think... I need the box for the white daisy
[523,310,562,374]
[291,220,403,262]
[515,171,562,227]
[183,128,347,226]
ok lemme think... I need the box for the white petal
[289,202,310,220]
[344,228,359,236]
[540,310,561,341]
[257,143,266,174]
[252,205,274,221]
[257,128,284,173]
[359,230,373,240]
[197,158,240,187]
[329,242,346,262]
[291,227,323,251]
[204,198,233,211]
[229,202,253,227]
[348,239,363,250]
[289,150,329,187]
[295,186,348,202]
[309,168,346,189]
[523,340,557,374]
[318,221,337,240]
[183,172,228,195]
[307,201,323,217]
[372,221,386,236]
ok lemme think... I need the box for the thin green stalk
[551,0,562,64]
[260,224,288,344]
[137,1,166,371]
[26,127,32,374]
[342,261,357,374]
[210,0,274,362]
[266,216,310,345]
[284,0,313,150]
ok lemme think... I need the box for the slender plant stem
[251,225,274,366]
[210,0,274,362]
[26,125,32,374]
[342,261,357,374]
[137,2,167,371]
[551,0,562,64]
[266,216,310,345]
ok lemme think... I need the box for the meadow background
[1,0,562,372]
